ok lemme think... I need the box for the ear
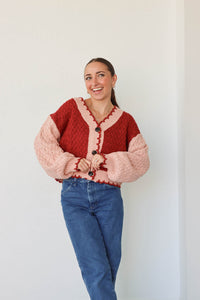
[112,74,117,88]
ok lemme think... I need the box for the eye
[98,73,105,78]
[85,76,92,81]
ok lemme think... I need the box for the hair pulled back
[85,57,119,107]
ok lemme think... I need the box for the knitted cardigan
[34,97,150,187]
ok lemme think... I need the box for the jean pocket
[61,181,73,196]
[103,183,119,190]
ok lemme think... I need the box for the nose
[91,75,98,86]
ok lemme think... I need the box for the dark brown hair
[85,57,119,107]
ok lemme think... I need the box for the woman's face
[84,62,117,102]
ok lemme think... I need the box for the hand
[78,158,91,173]
[91,154,104,171]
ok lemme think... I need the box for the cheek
[85,81,90,90]
[103,77,113,88]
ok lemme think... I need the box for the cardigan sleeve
[34,115,80,179]
[103,114,150,183]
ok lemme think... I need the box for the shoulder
[52,98,76,113]
[49,98,82,130]
[121,110,135,122]
[119,110,140,140]
[119,109,139,127]
[50,97,83,117]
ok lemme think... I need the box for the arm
[34,115,80,179]
[103,132,150,183]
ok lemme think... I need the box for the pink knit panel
[105,133,150,182]
[34,116,80,179]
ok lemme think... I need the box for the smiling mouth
[92,87,103,92]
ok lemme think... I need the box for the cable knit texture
[34,97,150,187]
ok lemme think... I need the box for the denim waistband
[63,177,90,184]
[63,177,120,188]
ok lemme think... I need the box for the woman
[34,57,150,300]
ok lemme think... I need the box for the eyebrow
[84,71,106,77]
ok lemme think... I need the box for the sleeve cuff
[64,157,81,175]
[99,153,107,171]
[75,157,82,171]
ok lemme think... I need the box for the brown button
[92,150,97,155]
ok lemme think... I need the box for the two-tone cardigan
[34,97,150,187]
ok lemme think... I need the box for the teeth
[93,88,102,91]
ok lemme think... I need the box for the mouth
[92,87,103,93]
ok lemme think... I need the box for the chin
[92,94,109,102]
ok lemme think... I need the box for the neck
[87,98,113,115]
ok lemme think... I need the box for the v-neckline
[81,98,117,125]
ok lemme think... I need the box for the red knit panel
[101,113,127,153]
[101,112,140,154]
[50,98,74,135]
[50,99,89,158]
[126,112,140,144]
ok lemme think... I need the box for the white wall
[176,0,186,299]
[0,1,181,300]
[184,1,200,300]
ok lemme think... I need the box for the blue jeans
[61,177,124,300]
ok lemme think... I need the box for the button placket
[88,125,101,178]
